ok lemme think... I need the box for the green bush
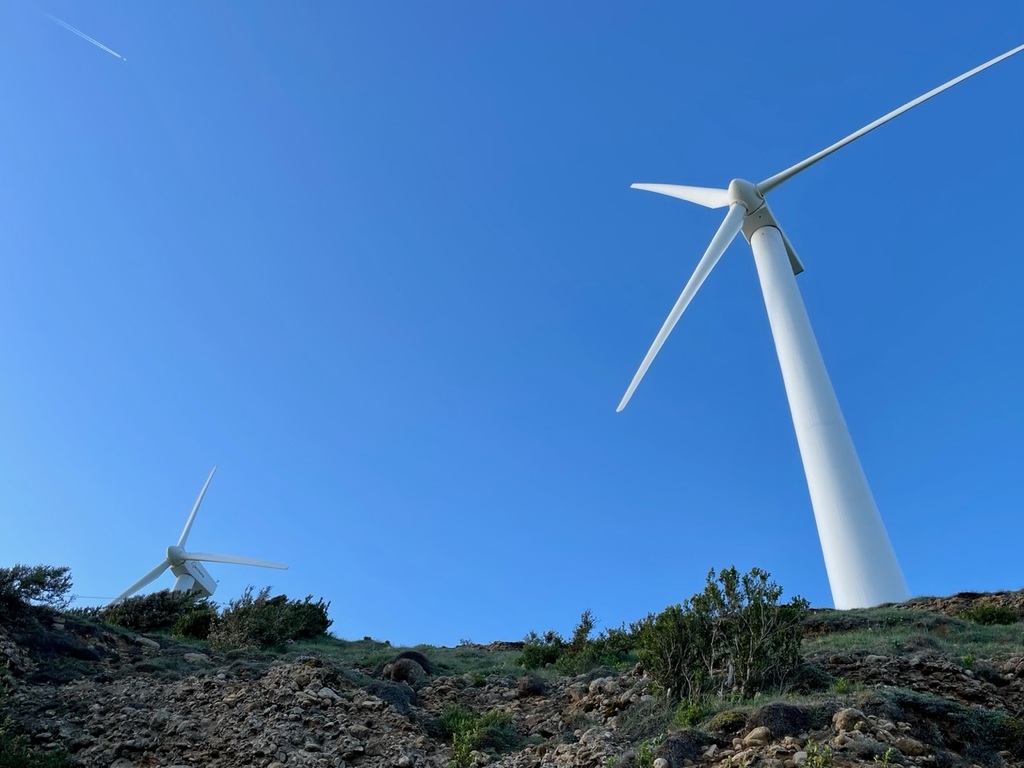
[208,587,332,651]
[286,595,333,639]
[173,606,218,640]
[0,718,73,768]
[633,566,808,701]
[101,590,212,632]
[959,604,1019,626]
[517,611,634,674]
[517,630,565,669]
[0,565,72,616]
[440,706,520,768]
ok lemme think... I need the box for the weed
[804,738,832,768]
[830,676,851,694]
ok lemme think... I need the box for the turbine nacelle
[110,467,288,604]
[727,178,764,213]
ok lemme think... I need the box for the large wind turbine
[112,467,288,603]
[619,43,1024,610]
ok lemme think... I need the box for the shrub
[286,595,333,639]
[0,565,72,616]
[517,611,634,674]
[0,718,73,768]
[517,630,565,669]
[633,566,808,701]
[173,606,217,640]
[208,587,332,651]
[959,604,1018,626]
[101,590,211,632]
[440,706,520,768]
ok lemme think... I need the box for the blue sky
[1,3,1021,646]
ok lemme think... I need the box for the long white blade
[617,203,746,412]
[758,41,1024,194]
[631,183,730,209]
[112,558,170,602]
[184,552,289,570]
[178,467,217,547]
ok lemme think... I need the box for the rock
[653,759,669,768]
[657,733,706,765]
[389,658,427,686]
[747,703,809,739]
[893,736,929,756]
[182,653,210,665]
[744,726,772,747]
[134,636,160,650]
[517,673,547,697]
[832,707,866,733]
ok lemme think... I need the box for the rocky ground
[2,591,1023,768]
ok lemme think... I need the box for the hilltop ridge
[1,588,1023,768]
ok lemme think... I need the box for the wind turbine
[618,43,1024,610]
[112,467,288,603]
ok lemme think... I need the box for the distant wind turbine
[618,42,1024,610]
[112,467,287,603]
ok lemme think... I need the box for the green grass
[802,607,1024,663]
[285,636,523,678]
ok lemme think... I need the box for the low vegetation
[0,565,73,617]
[631,566,808,701]
[208,586,332,650]
[3,560,1023,766]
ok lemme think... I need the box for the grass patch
[287,636,522,678]
[802,608,1024,663]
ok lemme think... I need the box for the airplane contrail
[47,13,125,60]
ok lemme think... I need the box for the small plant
[830,676,852,694]
[674,699,709,727]
[441,706,520,768]
[962,654,975,669]
[959,604,1018,626]
[804,738,833,768]
[874,747,898,766]
[635,736,665,768]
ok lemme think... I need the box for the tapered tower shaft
[748,225,909,609]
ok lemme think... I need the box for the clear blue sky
[1,3,1021,646]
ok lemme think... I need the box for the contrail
[47,13,125,60]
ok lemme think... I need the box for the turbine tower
[112,467,288,603]
[619,43,1024,609]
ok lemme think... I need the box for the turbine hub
[728,178,764,213]
[167,545,186,565]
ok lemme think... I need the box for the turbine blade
[631,183,730,209]
[184,552,289,570]
[177,467,217,547]
[617,203,746,412]
[758,41,1024,194]
[112,558,171,602]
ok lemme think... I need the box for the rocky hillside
[2,590,1023,768]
